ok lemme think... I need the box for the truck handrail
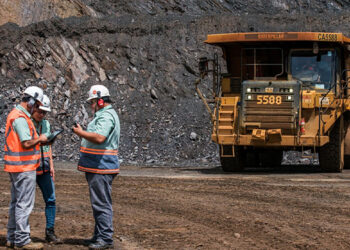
[194,78,215,120]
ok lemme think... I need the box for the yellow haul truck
[196,32,350,172]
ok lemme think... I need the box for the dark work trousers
[85,172,117,244]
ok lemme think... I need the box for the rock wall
[1,1,350,166]
[0,0,97,27]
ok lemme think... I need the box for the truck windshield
[290,50,335,90]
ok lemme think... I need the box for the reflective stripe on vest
[36,151,51,175]
[4,108,40,172]
[78,147,119,174]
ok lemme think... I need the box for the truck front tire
[319,117,344,172]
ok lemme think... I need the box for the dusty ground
[1,163,350,249]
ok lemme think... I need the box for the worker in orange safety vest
[4,86,48,249]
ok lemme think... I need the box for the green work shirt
[12,105,32,142]
[81,105,120,150]
[32,119,51,153]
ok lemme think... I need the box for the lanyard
[40,124,50,174]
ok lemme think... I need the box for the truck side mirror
[199,57,209,76]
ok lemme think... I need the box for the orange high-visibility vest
[4,108,40,172]
[36,149,51,175]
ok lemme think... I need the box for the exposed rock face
[0,0,97,27]
[0,1,350,166]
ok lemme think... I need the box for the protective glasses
[37,109,47,115]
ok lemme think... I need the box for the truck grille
[241,81,300,134]
[244,98,296,130]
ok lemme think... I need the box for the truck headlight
[247,88,251,93]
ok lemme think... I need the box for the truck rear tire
[344,120,350,169]
[319,117,344,172]
[220,146,246,172]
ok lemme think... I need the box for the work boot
[88,240,113,250]
[14,242,44,249]
[45,228,62,244]
[6,241,14,248]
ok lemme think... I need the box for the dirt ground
[1,163,350,249]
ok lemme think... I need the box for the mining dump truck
[196,32,350,172]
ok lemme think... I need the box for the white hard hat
[39,95,51,112]
[24,86,44,103]
[87,85,110,102]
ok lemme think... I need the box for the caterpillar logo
[258,33,283,39]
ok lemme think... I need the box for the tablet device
[47,129,64,143]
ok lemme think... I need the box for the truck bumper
[212,134,329,147]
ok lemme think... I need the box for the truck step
[218,126,234,131]
[220,103,235,107]
[219,114,233,120]
[220,107,235,112]
[217,135,236,144]
[219,121,233,127]
[219,111,234,116]
[219,118,234,122]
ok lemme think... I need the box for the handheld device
[47,129,64,143]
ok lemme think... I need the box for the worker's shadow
[63,238,119,248]
[1,236,89,247]
[60,238,87,246]
[182,165,322,175]
[6,236,87,246]
[0,236,110,247]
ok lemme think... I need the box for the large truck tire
[220,146,246,172]
[319,117,344,172]
[344,121,350,169]
[260,150,283,168]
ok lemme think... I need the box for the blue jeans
[36,172,56,229]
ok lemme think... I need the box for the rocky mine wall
[1,1,350,166]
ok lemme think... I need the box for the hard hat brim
[39,106,51,112]
[86,95,111,102]
[86,96,97,102]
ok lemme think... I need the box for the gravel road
[0,163,350,249]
